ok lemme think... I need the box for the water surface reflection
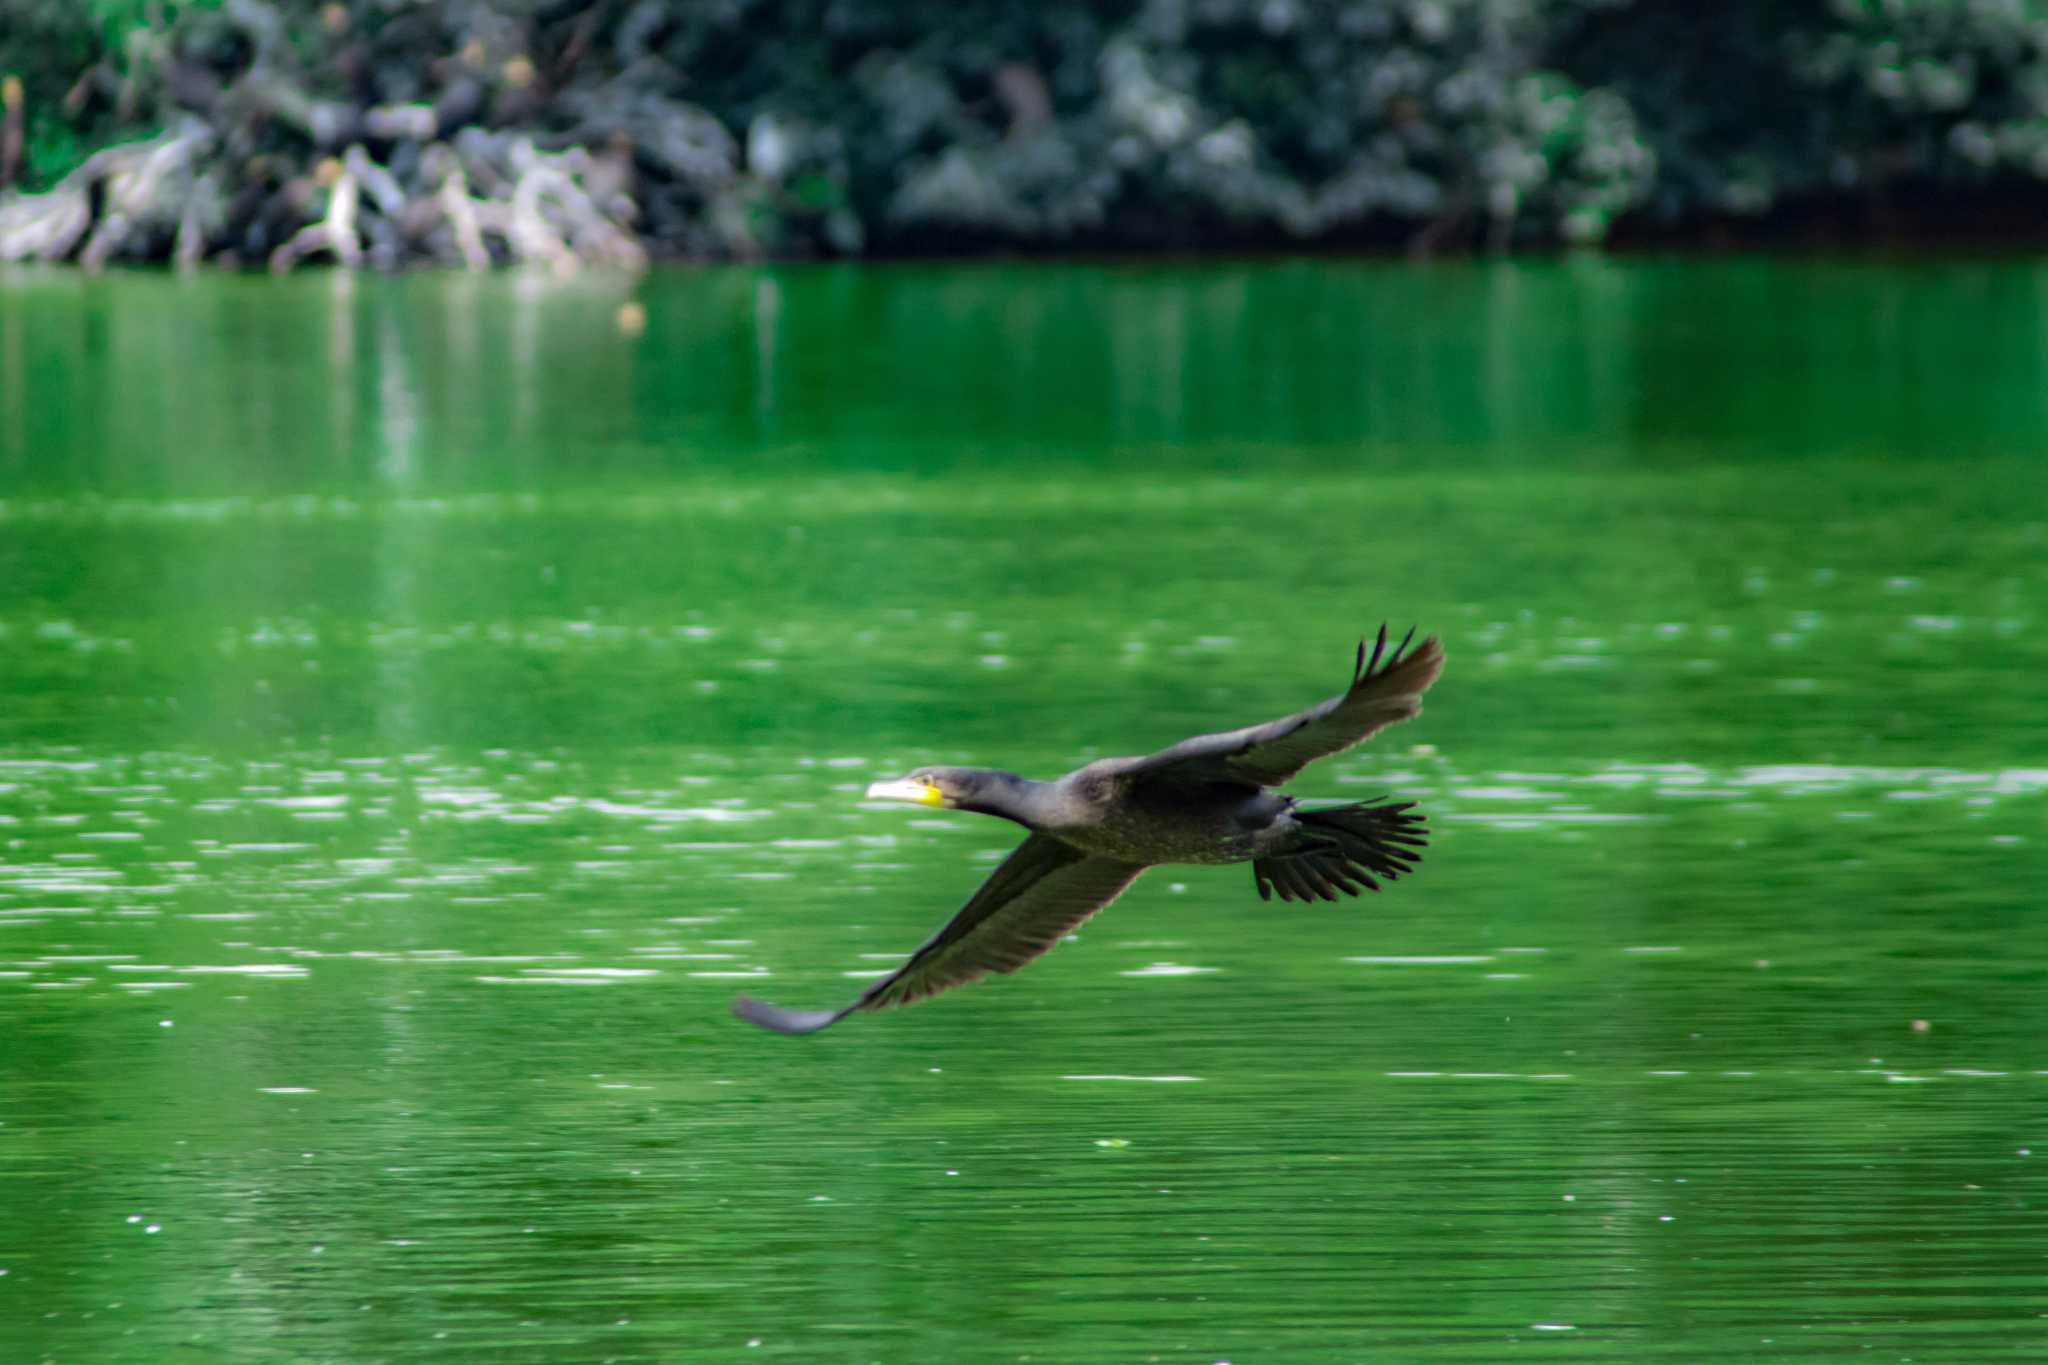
[4,263,2045,1361]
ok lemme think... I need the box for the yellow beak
[864,778,945,808]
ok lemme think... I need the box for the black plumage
[734,626,1444,1034]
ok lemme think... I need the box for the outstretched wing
[734,833,1146,1035]
[1122,626,1444,790]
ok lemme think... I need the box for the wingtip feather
[1353,625,1443,692]
[733,994,852,1035]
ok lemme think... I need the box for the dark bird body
[735,627,1445,1034]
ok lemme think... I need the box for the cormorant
[735,626,1444,1034]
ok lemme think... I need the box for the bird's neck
[959,771,1057,828]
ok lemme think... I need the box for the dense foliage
[2,0,2045,266]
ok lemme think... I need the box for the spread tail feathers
[1253,800,1426,903]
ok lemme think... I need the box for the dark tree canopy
[3,0,2045,268]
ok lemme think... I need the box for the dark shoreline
[9,2,2048,273]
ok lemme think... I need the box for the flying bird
[735,626,1445,1034]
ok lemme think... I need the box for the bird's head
[863,766,997,811]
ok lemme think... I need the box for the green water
[3,260,2046,1363]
